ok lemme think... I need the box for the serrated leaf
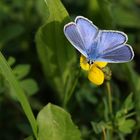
[118,119,135,134]
[13,64,31,80]
[20,79,39,96]
[37,103,81,140]
[35,0,77,100]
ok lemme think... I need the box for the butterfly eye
[88,60,94,65]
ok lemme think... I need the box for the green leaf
[35,0,49,22]
[37,103,82,140]
[123,93,134,111]
[91,121,110,134]
[35,0,77,101]
[20,79,39,96]
[7,56,16,66]
[0,72,7,94]
[13,64,31,80]
[0,52,37,138]
[118,119,135,134]
[115,93,134,120]
[121,63,140,116]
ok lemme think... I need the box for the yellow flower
[80,55,90,71]
[80,55,107,85]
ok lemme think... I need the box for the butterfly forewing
[75,16,98,50]
[64,16,99,57]
[64,23,87,57]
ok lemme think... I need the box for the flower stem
[102,127,106,140]
[106,81,113,140]
[106,81,112,115]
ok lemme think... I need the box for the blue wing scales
[96,44,134,63]
[97,31,127,54]
[64,16,98,57]
[64,23,87,57]
[75,16,98,50]
[64,16,134,63]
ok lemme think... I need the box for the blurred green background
[0,0,140,139]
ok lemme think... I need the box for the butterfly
[64,16,134,65]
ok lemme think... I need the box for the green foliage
[0,52,37,138]
[20,79,38,96]
[118,119,135,134]
[0,24,24,48]
[92,93,135,137]
[113,0,140,28]
[37,103,81,140]
[91,121,111,134]
[6,56,39,99]
[13,64,31,80]
[124,64,140,116]
[36,0,78,102]
[115,93,135,134]
[0,0,140,140]
[87,0,113,28]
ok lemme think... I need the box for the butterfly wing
[96,44,134,63]
[75,16,98,50]
[64,23,87,57]
[94,31,134,63]
[64,16,98,57]
[97,31,127,53]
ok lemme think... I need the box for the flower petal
[94,62,107,68]
[88,65,104,85]
[80,55,90,71]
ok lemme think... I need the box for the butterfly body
[64,16,134,63]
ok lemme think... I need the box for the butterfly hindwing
[96,44,134,63]
[92,30,134,62]
[97,31,127,54]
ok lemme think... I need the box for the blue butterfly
[64,16,134,64]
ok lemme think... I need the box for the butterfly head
[87,59,94,65]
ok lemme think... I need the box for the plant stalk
[106,81,113,140]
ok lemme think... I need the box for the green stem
[0,52,37,139]
[106,81,112,115]
[106,81,113,140]
[125,112,136,118]
[102,127,106,140]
